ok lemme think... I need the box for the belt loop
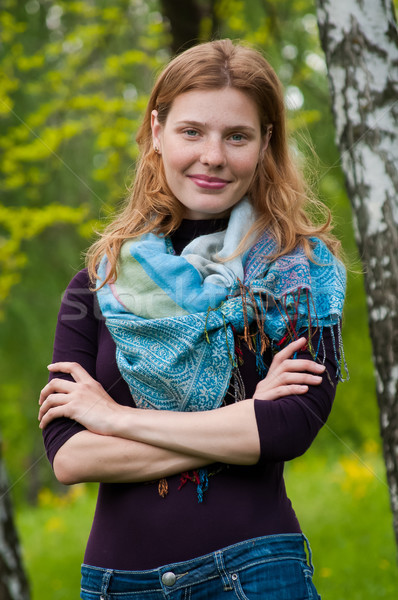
[100,569,113,599]
[303,535,314,570]
[213,550,232,592]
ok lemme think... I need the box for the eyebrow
[175,120,258,133]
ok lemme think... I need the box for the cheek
[163,146,193,178]
[232,152,259,182]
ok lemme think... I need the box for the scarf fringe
[156,466,224,503]
[158,477,168,498]
[233,282,349,384]
[177,468,209,503]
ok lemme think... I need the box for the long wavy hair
[87,39,340,286]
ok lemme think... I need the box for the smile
[187,174,230,190]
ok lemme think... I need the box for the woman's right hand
[253,337,326,401]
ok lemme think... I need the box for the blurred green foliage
[0,0,169,305]
[0,0,170,500]
[0,0,380,516]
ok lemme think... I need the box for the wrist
[109,404,139,438]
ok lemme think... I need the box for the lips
[187,174,230,190]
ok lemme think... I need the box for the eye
[229,133,246,143]
[183,129,199,137]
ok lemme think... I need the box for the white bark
[315,0,398,547]
[0,440,30,599]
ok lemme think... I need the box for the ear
[151,110,162,153]
[260,125,273,155]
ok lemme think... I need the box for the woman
[39,39,347,599]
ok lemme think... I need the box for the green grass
[285,440,398,598]
[16,445,397,599]
[16,484,97,600]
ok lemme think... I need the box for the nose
[200,137,226,168]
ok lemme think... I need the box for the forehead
[165,87,261,128]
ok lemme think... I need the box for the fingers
[269,337,326,375]
[254,337,328,403]
[255,384,309,402]
[47,361,92,383]
[38,393,70,428]
[271,338,325,370]
[267,358,326,378]
[274,371,323,385]
[275,359,326,374]
[256,370,323,393]
[39,402,71,429]
[39,391,67,413]
[39,378,75,405]
[272,337,307,362]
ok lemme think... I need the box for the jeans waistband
[81,533,313,595]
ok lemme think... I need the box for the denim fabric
[80,534,321,599]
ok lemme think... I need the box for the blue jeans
[80,533,321,599]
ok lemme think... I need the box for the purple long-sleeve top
[42,218,339,570]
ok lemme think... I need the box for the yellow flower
[338,455,375,497]
[363,439,380,454]
[45,516,66,533]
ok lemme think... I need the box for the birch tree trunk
[0,439,30,599]
[315,0,398,546]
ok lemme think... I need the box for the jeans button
[162,571,177,586]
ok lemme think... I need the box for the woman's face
[151,87,268,219]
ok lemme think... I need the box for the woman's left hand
[38,362,127,434]
[253,337,326,401]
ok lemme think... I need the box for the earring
[154,145,160,154]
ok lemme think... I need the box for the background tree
[315,0,398,546]
[0,437,30,599]
[159,0,220,53]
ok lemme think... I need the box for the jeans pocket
[230,559,313,600]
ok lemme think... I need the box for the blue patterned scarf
[97,199,347,414]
